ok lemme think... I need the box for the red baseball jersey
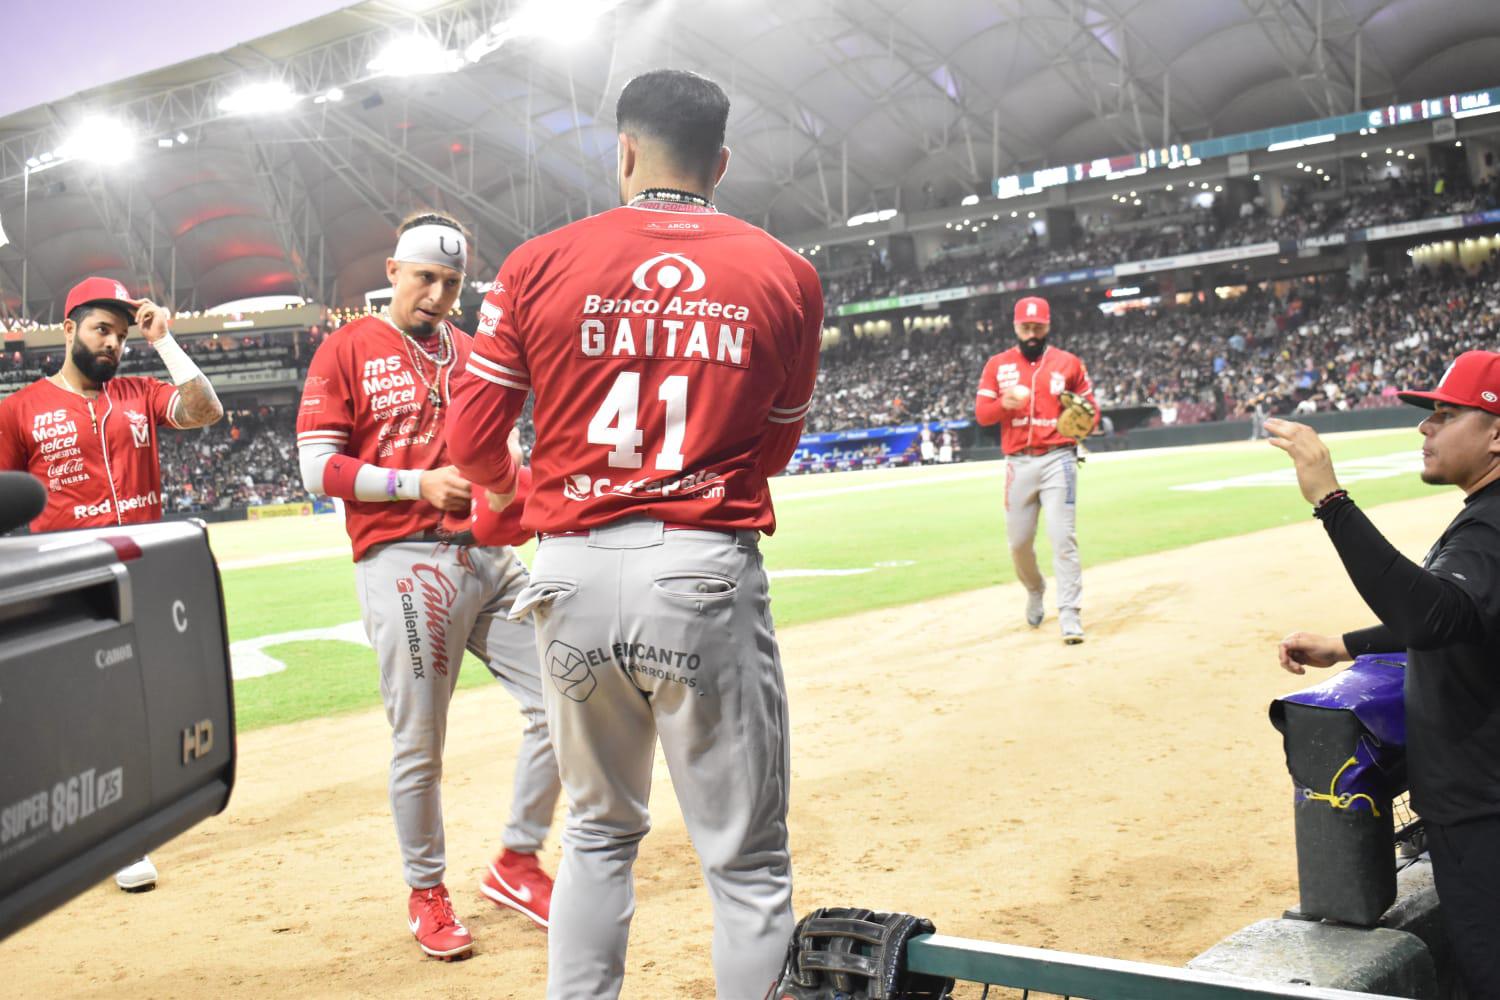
[0,376,179,531]
[448,202,823,536]
[463,465,532,548]
[296,316,472,562]
[974,345,1097,455]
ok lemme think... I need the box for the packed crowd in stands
[822,172,1500,309]
[8,254,1496,501]
[808,258,1500,435]
[5,172,1500,500]
[158,406,308,512]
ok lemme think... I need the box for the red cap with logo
[1014,296,1050,325]
[1398,351,1500,416]
[63,276,138,321]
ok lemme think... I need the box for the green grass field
[220,429,1433,732]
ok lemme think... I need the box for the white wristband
[394,469,424,501]
[151,333,203,385]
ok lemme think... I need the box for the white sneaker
[1060,610,1085,645]
[1025,589,1045,628]
[115,856,157,892]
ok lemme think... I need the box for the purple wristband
[386,469,400,500]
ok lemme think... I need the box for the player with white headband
[295,211,561,961]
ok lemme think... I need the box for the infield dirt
[3,492,1458,999]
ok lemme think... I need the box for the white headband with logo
[393,224,468,273]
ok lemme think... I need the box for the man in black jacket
[1269,349,1500,999]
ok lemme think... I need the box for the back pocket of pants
[652,573,737,608]
[507,579,579,622]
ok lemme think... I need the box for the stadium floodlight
[157,138,174,148]
[176,132,189,144]
[313,87,345,104]
[846,208,896,227]
[515,0,621,43]
[467,0,625,60]
[960,194,980,206]
[220,81,302,115]
[55,115,137,163]
[0,213,8,248]
[369,35,463,77]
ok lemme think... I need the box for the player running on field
[0,275,226,892]
[975,296,1098,643]
[295,212,561,962]
[448,69,823,1000]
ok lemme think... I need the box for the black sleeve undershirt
[1318,496,1485,651]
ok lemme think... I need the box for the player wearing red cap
[295,211,560,963]
[0,275,226,890]
[448,69,821,1000]
[974,295,1097,643]
[1270,351,1500,997]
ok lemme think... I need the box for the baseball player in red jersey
[447,70,822,999]
[295,212,561,962]
[0,275,225,889]
[975,296,1098,643]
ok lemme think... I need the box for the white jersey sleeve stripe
[976,388,999,399]
[467,353,530,380]
[769,399,812,418]
[464,362,530,391]
[164,389,184,429]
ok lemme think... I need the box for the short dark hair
[616,69,730,175]
[398,210,469,241]
[67,302,133,329]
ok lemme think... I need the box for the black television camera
[0,472,235,939]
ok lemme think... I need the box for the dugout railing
[905,934,1398,1000]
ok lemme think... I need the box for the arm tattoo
[172,375,225,429]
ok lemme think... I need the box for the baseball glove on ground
[1056,390,1096,440]
[767,908,954,1000]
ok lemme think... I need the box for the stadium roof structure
[1,0,1498,321]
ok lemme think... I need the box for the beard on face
[404,315,437,338]
[71,336,119,384]
[1019,337,1046,362]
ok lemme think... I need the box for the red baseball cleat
[479,849,552,930]
[407,884,473,960]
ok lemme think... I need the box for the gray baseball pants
[1005,447,1082,612]
[354,541,561,889]
[508,518,794,1000]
